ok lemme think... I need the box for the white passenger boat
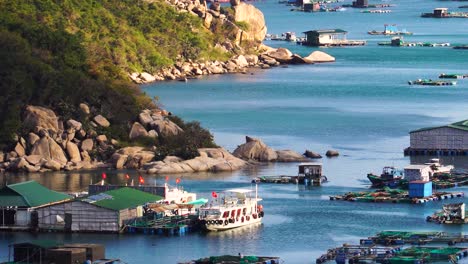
[199,186,264,231]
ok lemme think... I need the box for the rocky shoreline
[130,48,336,84]
[0,105,339,175]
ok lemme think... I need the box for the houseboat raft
[253,163,327,185]
[368,24,412,35]
[426,203,468,224]
[408,79,457,86]
[422,8,468,18]
[360,9,392,13]
[301,29,366,46]
[378,37,450,47]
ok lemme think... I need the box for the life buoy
[252,214,257,219]
[224,220,228,225]
[206,220,211,225]
[217,220,223,225]
[259,211,264,218]
[229,218,234,223]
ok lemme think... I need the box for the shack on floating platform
[0,181,71,230]
[6,240,120,264]
[302,29,366,46]
[422,7,468,18]
[253,163,327,185]
[406,119,468,156]
[36,187,163,233]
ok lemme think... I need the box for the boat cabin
[302,29,348,46]
[433,8,449,18]
[352,0,368,7]
[298,163,323,185]
[404,164,432,181]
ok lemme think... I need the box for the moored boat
[367,166,404,188]
[439,73,468,79]
[368,24,412,35]
[199,187,264,231]
[408,79,457,86]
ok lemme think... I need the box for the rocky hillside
[0,0,267,152]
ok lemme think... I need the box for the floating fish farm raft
[123,214,200,236]
[368,172,468,189]
[180,255,281,264]
[317,231,468,264]
[329,188,464,204]
[408,79,457,86]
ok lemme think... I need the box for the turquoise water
[2,0,468,263]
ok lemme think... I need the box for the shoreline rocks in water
[233,136,310,162]
[326,150,340,157]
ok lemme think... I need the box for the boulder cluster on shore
[0,106,339,174]
[130,49,336,84]
[128,0,335,84]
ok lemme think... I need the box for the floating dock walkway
[408,79,456,86]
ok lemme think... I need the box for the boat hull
[204,214,263,231]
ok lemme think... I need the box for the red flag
[176,178,181,184]
[212,191,218,198]
[102,173,107,179]
[139,176,144,184]
[125,174,130,180]
[165,176,169,182]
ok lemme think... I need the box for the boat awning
[225,188,252,193]
[182,198,208,205]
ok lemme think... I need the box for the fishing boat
[199,187,264,231]
[367,166,404,188]
[408,79,457,86]
[439,73,468,79]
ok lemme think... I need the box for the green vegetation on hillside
[0,0,225,150]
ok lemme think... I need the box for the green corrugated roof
[303,29,347,34]
[90,187,162,211]
[0,181,71,207]
[410,119,468,133]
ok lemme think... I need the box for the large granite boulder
[23,105,59,133]
[79,103,90,115]
[326,150,340,157]
[276,150,310,162]
[304,150,322,159]
[150,118,183,138]
[144,148,246,174]
[233,2,267,43]
[81,139,94,152]
[303,51,335,63]
[93,115,110,128]
[265,48,293,64]
[31,137,68,165]
[129,122,149,140]
[66,141,81,163]
[233,136,278,161]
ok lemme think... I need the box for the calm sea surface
[2,0,468,263]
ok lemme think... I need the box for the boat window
[243,208,247,215]
[231,210,236,218]
[237,209,242,216]
[222,211,229,218]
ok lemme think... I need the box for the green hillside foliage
[0,0,225,149]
